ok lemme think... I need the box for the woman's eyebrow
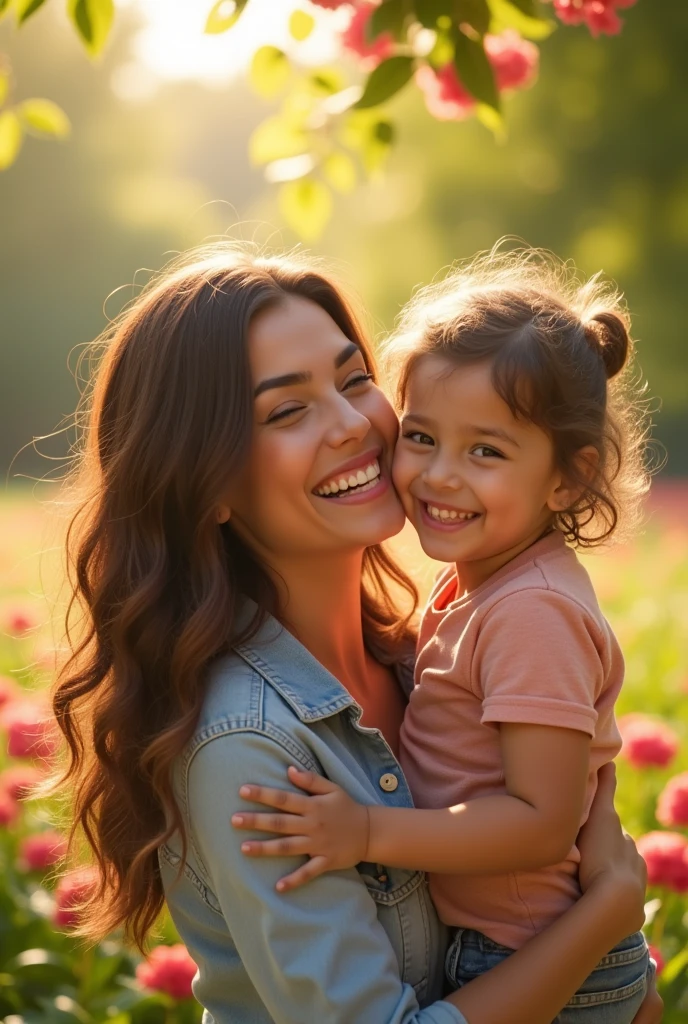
[254,341,361,397]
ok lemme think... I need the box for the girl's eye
[472,445,503,458]
[404,431,434,446]
[343,372,374,390]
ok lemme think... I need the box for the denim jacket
[159,602,467,1024]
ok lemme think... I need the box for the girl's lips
[418,499,481,531]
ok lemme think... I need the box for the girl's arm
[443,766,660,1024]
[233,722,590,889]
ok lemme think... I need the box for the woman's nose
[325,393,371,447]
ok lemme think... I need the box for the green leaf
[15,0,47,24]
[488,0,555,39]
[249,115,308,165]
[19,98,71,138]
[660,946,688,985]
[452,27,499,111]
[288,9,314,41]
[249,46,290,99]
[204,0,247,34]
[67,0,114,58]
[322,150,357,194]
[359,118,395,176]
[279,178,332,241]
[475,101,505,139]
[0,108,22,169]
[354,55,414,110]
[413,0,453,28]
[368,0,407,42]
[456,0,490,35]
[0,0,13,16]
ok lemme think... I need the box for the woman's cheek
[391,446,414,509]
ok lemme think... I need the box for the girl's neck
[270,550,370,689]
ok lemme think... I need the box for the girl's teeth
[427,504,476,522]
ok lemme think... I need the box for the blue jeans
[445,927,651,1023]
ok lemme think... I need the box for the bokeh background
[1,1,687,1021]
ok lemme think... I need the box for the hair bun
[584,311,630,379]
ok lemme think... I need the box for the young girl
[232,249,653,1022]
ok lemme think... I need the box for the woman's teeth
[315,460,380,497]
[426,504,478,522]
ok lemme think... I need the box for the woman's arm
[188,729,466,1024]
[443,765,661,1024]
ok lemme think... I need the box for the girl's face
[224,296,405,563]
[392,356,569,590]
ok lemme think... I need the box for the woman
[53,245,661,1023]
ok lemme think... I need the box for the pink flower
[52,865,99,928]
[0,764,43,800]
[551,0,636,36]
[18,830,68,871]
[341,2,394,69]
[6,610,35,636]
[657,772,688,827]
[637,831,688,892]
[4,701,60,760]
[415,64,475,121]
[310,0,352,8]
[484,30,539,92]
[617,713,679,769]
[0,789,19,826]
[416,31,539,122]
[136,944,198,1000]
[647,943,664,976]
[0,675,19,709]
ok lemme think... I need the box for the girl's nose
[422,454,462,491]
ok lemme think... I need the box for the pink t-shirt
[399,530,623,950]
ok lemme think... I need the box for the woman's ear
[216,504,232,524]
[547,446,599,512]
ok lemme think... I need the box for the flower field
[1,485,687,1022]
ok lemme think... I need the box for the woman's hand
[577,763,647,936]
[231,766,371,891]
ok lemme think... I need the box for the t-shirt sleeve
[472,589,603,736]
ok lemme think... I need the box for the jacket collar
[232,599,358,724]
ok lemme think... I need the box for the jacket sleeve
[186,728,467,1024]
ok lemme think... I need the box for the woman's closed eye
[342,371,374,390]
[264,371,373,424]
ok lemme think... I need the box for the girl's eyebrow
[254,341,360,398]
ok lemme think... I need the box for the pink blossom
[310,0,352,8]
[4,701,60,760]
[18,830,68,871]
[551,0,636,36]
[52,865,99,928]
[0,789,19,826]
[136,944,198,1000]
[0,675,19,709]
[416,31,538,122]
[6,610,35,636]
[657,772,688,828]
[341,2,394,69]
[637,831,688,893]
[484,31,539,92]
[617,714,679,769]
[0,764,43,800]
[415,64,475,121]
[647,943,664,976]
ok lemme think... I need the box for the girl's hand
[577,763,647,936]
[631,983,663,1024]
[231,766,371,891]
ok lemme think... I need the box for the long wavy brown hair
[52,244,418,950]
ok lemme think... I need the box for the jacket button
[379,773,398,792]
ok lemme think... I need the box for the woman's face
[224,296,405,563]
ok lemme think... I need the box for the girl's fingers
[231,811,305,835]
[240,835,311,857]
[237,783,309,814]
[286,766,339,795]
[275,855,330,892]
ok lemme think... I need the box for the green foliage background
[0,1,686,482]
